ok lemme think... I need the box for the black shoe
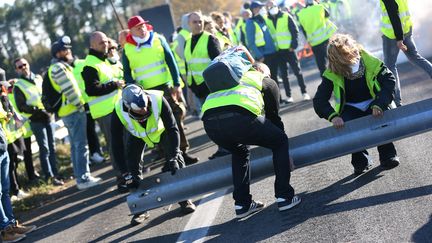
[130,211,150,226]
[124,173,140,190]
[208,150,230,160]
[353,160,373,175]
[117,177,129,194]
[235,200,266,218]
[183,153,199,165]
[276,195,301,211]
[48,177,64,186]
[380,157,400,170]
[179,200,196,214]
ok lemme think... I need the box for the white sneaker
[302,93,311,101]
[77,176,102,190]
[287,97,294,103]
[90,153,105,164]
[16,190,30,200]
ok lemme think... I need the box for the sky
[0,0,15,7]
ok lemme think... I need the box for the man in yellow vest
[123,16,198,165]
[185,12,231,160]
[49,36,101,190]
[201,61,301,219]
[297,0,337,75]
[73,57,106,165]
[12,58,64,186]
[380,0,432,107]
[81,31,124,182]
[113,84,196,225]
[313,34,400,174]
[266,0,310,103]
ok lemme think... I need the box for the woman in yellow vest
[313,34,400,175]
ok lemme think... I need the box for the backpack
[202,46,254,93]
[41,70,62,113]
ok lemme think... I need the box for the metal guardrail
[127,98,432,215]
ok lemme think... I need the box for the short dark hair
[13,57,25,67]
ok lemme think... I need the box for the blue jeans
[0,134,15,230]
[203,112,294,207]
[30,121,58,179]
[382,29,432,106]
[62,111,91,183]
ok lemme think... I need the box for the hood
[180,13,190,31]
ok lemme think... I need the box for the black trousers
[111,112,130,175]
[86,111,102,155]
[126,132,174,178]
[311,39,329,76]
[264,52,280,84]
[341,105,397,169]
[203,112,294,207]
[23,137,37,180]
[277,50,307,97]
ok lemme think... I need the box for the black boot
[182,152,199,165]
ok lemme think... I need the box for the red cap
[128,16,148,29]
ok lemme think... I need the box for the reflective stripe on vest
[124,33,171,89]
[298,4,337,46]
[83,54,121,119]
[265,13,292,49]
[201,71,265,116]
[322,50,383,115]
[7,93,32,138]
[380,0,412,39]
[184,32,212,86]
[13,77,44,118]
[73,59,89,103]
[253,21,266,47]
[115,90,165,148]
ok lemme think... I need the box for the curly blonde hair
[327,34,362,77]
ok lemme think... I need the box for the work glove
[167,151,185,175]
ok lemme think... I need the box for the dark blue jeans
[30,121,58,179]
[341,105,397,169]
[203,112,294,207]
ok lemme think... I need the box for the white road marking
[176,190,228,243]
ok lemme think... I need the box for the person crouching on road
[112,84,196,225]
[313,34,400,175]
[201,61,301,219]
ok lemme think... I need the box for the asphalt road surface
[19,58,432,243]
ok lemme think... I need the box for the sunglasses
[17,63,27,69]
[128,108,151,122]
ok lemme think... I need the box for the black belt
[205,112,238,121]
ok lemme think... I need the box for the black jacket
[81,49,119,97]
[202,77,284,131]
[313,61,396,120]
[14,73,51,123]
